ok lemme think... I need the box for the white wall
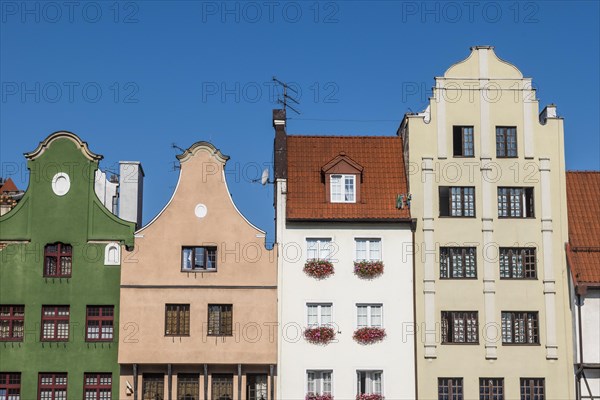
[277,199,416,399]
[94,169,118,213]
[575,288,600,398]
[580,290,600,364]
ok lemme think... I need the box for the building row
[0,46,598,400]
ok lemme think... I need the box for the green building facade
[0,132,135,399]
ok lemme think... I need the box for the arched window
[44,243,72,278]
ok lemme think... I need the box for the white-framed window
[357,304,383,328]
[307,303,332,327]
[307,238,332,260]
[307,370,332,396]
[355,239,381,261]
[330,174,356,203]
[357,370,382,395]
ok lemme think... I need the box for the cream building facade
[398,46,575,399]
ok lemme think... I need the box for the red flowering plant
[306,394,333,400]
[353,260,384,279]
[304,325,336,345]
[304,259,335,279]
[356,394,384,400]
[353,327,386,344]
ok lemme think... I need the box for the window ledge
[181,269,217,273]
[501,343,541,346]
[441,342,480,345]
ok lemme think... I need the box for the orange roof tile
[566,171,600,286]
[0,178,18,193]
[286,135,411,221]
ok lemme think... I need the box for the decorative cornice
[24,131,103,161]
[176,141,230,164]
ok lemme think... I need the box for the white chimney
[118,161,144,229]
[539,104,558,124]
[94,169,119,214]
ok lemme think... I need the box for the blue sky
[1,0,599,242]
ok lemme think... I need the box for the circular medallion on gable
[195,203,208,218]
[52,173,71,196]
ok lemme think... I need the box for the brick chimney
[118,161,144,229]
[273,109,287,180]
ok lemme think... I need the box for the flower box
[304,326,336,345]
[306,394,333,400]
[353,260,384,279]
[356,394,384,400]
[353,327,386,344]
[304,259,334,279]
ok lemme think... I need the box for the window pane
[357,306,368,328]
[182,248,193,270]
[307,240,318,260]
[464,188,474,217]
[344,176,355,202]
[497,128,505,157]
[211,375,233,400]
[451,187,462,216]
[369,240,381,261]
[463,127,474,157]
[507,128,517,157]
[498,188,508,217]
[330,175,342,202]
[206,248,217,270]
[307,305,318,327]
[373,372,382,395]
[194,248,205,269]
[319,240,332,260]
[307,372,315,393]
[321,305,332,325]
[356,240,367,260]
[323,372,332,394]
[370,306,382,327]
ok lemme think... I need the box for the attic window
[331,175,355,203]
[322,152,363,204]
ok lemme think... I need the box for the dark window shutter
[439,186,450,216]
[525,187,534,217]
[453,126,462,156]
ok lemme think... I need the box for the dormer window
[322,152,363,204]
[331,174,356,203]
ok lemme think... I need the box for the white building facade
[273,110,416,400]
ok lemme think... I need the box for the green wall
[0,133,135,399]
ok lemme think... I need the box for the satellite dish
[261,169,270,185]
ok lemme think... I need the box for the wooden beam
[204,364,208,400]
[133,364,138,400]
[167,364,172,400]
[237,364,242,400]
[269,364,274,400]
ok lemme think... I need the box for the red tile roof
[566,171,600,286]
[0,178,18,193]
[286,135,411,221]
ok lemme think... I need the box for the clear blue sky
[1,1,599,243]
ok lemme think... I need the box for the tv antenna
[171,143,186,153]
[171,143,185,171]
[273,76,300,115]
